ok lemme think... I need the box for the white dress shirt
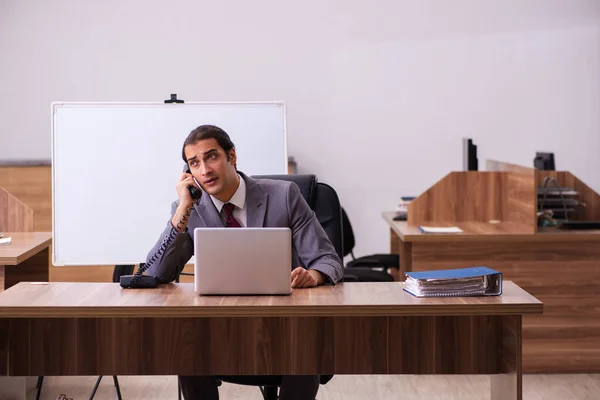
[209,173,247,227]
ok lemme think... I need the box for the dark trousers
[179,375,320,400]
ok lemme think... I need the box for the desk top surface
[0,281,542,318]
[0,232,52,265]
[382,212,600,242]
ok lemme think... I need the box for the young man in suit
[145,125,344,400]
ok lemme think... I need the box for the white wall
[1,0,599,260]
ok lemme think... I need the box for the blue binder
[403,267,503,297]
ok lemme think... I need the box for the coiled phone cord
[124,204,194,288]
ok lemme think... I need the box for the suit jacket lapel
[242,172,268,227]
[194,192,224,227]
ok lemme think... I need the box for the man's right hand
[176,172,199,210]
[172,172,199,232]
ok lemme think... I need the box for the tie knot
[222,202,235,217]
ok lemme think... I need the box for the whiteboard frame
[50,101,287,266]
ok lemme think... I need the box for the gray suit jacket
[145,172,344,284]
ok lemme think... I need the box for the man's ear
[229,148,237,166]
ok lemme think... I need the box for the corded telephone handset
[120,164,201,288]
[184,164,202,200]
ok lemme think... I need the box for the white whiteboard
[51,102,287,266]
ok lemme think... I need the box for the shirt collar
[210,173,246,213]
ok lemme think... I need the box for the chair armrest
[342,272,360,282]
[346,259,385,269]
[347,254,400,269]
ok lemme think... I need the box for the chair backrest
[252,174,317,209]
[312,182,344,259]
[113,265,134,283]
[341,208,355,257]
[251,174,343,259]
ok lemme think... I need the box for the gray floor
[30,374,600,400]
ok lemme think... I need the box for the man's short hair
[181,125,235,162]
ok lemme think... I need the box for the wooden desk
[0,232,51,290]
[384,211,600,373]
[0,281,541,400]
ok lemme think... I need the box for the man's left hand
[291,267,325,288]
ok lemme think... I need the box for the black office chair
[340,208,398,282]
[273,177,396,283]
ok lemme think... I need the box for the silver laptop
[194,227,292,295]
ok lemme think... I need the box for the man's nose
[200,163,213,176]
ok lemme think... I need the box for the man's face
[184,138,238,199]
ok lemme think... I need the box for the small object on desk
[537,210,558,227]
[404,266,503,297]
[0,232,3,238]
[393,212,407,221]
[396,196,416,212]
[0,236,12,246]
[418,226,463,233]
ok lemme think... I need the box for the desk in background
[0,232,51,290]
[0,281,541,400]
[384,160,600,373]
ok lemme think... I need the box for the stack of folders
[403,267,502,298]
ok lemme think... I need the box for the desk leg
[390,229,411,281]
[390,228,400,255]
[398,242,411,281]
[491,315,522,400]
[1,248,49,290]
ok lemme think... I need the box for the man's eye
[208,154,217,160]
[190,161,198,167]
